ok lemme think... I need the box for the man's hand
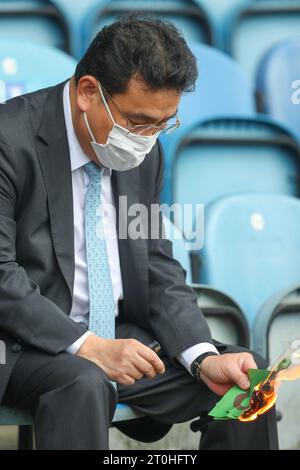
[76,334,165,386]
[198,352,257,396]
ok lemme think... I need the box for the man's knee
[48,353,118,410]
[69,357,118,403]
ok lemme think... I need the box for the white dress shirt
[63,81,219,373]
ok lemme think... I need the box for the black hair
[75,14,198,95]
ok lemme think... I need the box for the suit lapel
[36,83,75,305]
[112,168,148,319]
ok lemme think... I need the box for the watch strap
[190,351,218,379]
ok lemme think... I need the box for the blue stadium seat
[0,402,144,427]
[253,284,300,449]
[200,194,300,328]
[256,38,300,144]
[50,0,109,59]
[161,217,250,343]
[197,0,249,17]
[159,42,255,205]
[166,43,255,130]
[0,401,145,449]
[226,0,300,81]
[192,284,249,347]
[0,0,70,53]
[0,40,77,101]
[195,0,252,49]
[166,116,300,217]
[81,0,215,57]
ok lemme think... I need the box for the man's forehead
[114,77,181,122]
[124,76,181,100]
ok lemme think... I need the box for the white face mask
[83,83,160,172]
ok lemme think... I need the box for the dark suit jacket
[0,80,213,403]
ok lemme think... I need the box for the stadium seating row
[0,1,299,73]
[1,1,299,140]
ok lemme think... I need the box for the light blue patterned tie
[84,161,115,341]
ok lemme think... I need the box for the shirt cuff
[65,331,93,354]
[176,343,220,375]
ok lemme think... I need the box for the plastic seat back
[192,284,250,347]
[160,43,256,205]
[0,0,70,52]
[201,194,300,328]
[82,0,214,53]
[175,43,255,128]
[168,116,300,213]
[253,285,300,449]
[256,38,300,143]
[0,39,77,100]
[227,0,300,81]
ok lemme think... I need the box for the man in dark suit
[0,15,278,449]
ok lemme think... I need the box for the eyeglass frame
[100,83,181,136]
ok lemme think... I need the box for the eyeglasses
[100,84,181,136]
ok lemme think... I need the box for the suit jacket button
[11,343,22,353]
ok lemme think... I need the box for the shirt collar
[63,81,112,176]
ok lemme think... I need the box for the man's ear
[76,75,99,112]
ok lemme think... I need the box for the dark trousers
[2,322,279,450]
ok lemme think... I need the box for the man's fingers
[133,354,157,378]
[138,347,165,374]
[229,364,250,390]
[118,374,136,386]
[115,362,144,383]
[228,353,258,389]
[241,353,258,372]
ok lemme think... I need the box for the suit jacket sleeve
[0,132,86,354]
[147,141,214,367]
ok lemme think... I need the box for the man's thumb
[232,368,250,390]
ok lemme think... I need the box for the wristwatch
[190,351,218,381]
